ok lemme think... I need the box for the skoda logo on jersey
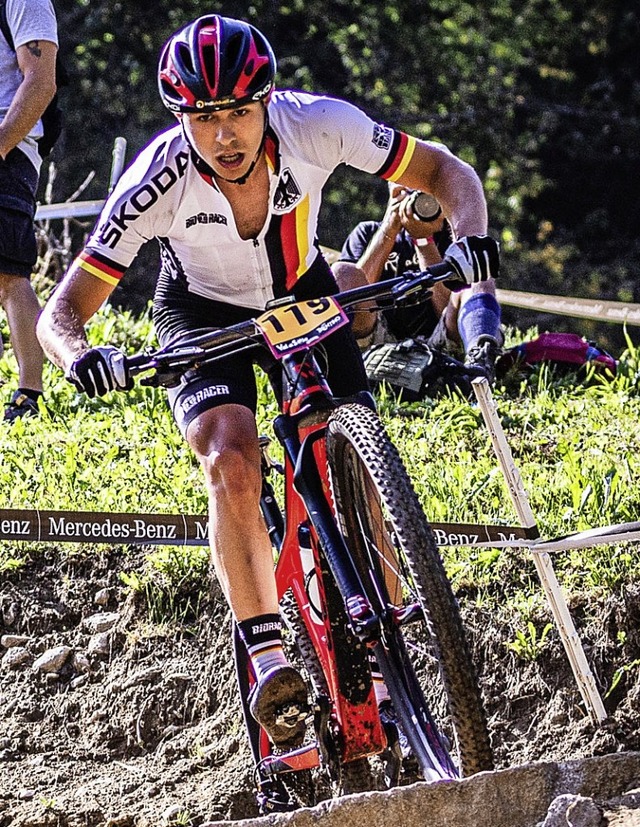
[273,168,302,212]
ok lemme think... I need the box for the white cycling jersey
[76,90,417,310]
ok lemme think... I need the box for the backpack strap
[0,0,15,52]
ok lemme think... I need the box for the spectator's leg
[456,279,501,352]
[0,272,44,391]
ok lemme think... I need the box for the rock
[83,611,120,633]
[121,666,162,689]
[0,634,30,648]
[18,789,36,801]
[72,651,92,674]
[70,674,89,690]
[2,602,18,626]
[2,646,31,669]
[88,632,111,656]
[32,645,72,674]
[539,794,604,827]
[163,804,187,825]
[94,588,110,606]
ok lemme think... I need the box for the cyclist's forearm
[432,159,488,240]
[397,140,489,240]
[37,298,93,373]
[38,262,117,370]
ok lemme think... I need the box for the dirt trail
[1,546,639,826]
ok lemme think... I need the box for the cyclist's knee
[201,442,261,501]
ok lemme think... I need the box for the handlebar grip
[396,261,465,291]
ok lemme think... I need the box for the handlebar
[125,262,464,386]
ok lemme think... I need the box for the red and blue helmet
[158,15,276,113]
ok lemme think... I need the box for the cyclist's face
[181,103,266,177]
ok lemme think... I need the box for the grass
[1,305,640,638]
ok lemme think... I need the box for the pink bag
[497,332,617,377]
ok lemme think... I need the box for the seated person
[332,182,503,382]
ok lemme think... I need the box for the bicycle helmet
[158,15,276,113]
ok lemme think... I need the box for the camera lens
[411,192,442,222]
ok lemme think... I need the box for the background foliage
[44,0,640,350]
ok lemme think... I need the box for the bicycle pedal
[392,602,423,625]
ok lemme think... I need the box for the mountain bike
[123,263,494,812]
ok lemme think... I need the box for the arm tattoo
[26,40,43,58]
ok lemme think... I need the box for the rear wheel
[326,402,493,779]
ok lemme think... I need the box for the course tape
[496,289,640,326]
[0,507,572,550]
[0,508,532,548]
[0,509,206,546]
[1,509,638,551]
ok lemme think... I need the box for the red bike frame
[247,353,388,782]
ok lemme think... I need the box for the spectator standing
[0,0,57,421]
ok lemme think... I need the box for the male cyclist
[36,14,499,749]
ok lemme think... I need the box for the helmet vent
[224,33,244,72]
[177,42,195,77]
[251,64,270,91]
[201,44,217,91]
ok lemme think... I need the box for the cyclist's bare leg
[186,403,308,746]
[185,403,278,621]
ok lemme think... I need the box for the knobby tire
[326,402,493,779]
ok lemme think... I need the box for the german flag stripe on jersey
[264,214,288,298]
[264,196,313,295]
[376,131,417,182]
[264,131,280,174]
[74,250,126,286]
[282,196,311,290]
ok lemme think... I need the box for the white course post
[471,377,607,724]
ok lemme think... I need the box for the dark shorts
[0,148,39,277]
[153,255,369,436]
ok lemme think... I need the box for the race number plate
[256,297,349,358]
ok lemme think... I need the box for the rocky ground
[1,545,640,827]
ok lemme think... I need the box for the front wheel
[326,403,493,780]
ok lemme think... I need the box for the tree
[46,0,640,348]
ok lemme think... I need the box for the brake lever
[139,367,185,389]
[390,272,435,304]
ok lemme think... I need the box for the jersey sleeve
[288,94,417,181]
[75,131,183,288]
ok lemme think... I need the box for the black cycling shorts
[0,148,39,277]
[153,255,369,436]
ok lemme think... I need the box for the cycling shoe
[249,665,309,748]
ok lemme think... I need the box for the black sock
[236,613,287,681]
[17,388,43,402]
